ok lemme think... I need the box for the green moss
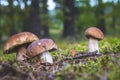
[0,53,15,62]
[100,37,120,53]
[0,37,120,79]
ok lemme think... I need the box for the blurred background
[0,0,120,42]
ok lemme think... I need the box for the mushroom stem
[16,46,27,61]
[39,51,53,64]
[88,37,99,54]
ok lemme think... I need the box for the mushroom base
[39,51,53,64]
[88,38,99,54]
[16,46,27,61]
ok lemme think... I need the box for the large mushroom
[3,32,39,61]
[26,39,58,64]
[85,27,104,54]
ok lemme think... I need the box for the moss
[0,37,120,79]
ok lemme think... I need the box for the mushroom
[3,32,39,61]
[26,39,58,64]
[85,27,104,54]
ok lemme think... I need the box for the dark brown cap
[3,32,39,54]
[26,39,58,58]
[85,27,104,40]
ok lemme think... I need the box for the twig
[63,50,101,60]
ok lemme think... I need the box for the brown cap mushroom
[26,39,58,64]
[84,27,104,54]
[3,32,39,61]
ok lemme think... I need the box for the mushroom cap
[26,39,58,58]
[85,27,104,40]
[3,32,39,54]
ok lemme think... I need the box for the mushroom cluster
[85,27,104,54]
[3,32,58,64]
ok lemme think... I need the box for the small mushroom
[3,32,39,61]
[26,39,58,64]
[85,27,104,54]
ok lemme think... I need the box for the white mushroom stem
[88,37,99,54]
[16,46,27,61]
[39,51,53,64]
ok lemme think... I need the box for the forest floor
[0,37,120,80]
